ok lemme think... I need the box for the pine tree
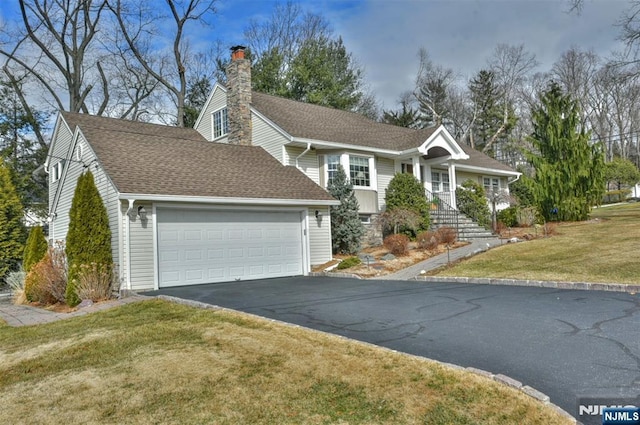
[327,165,364,254]
[0,157,27,283]
[23,225,48,272]
[526,82,605,221]
[65,171,112,305]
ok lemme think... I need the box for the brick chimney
[226,45,252,145]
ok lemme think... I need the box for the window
[326,155,341,186]
[483,177,500,194]
[349,156,370,187]
[401,163,413,174]
[51,161,64,183]
[213,108,229,139]
[431,171,450,192]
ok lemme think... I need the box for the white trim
[124,199,135,290]
[302,209,310,275]
[293,137,399,156]
[118,193,339,206]
[454,164,521,177]
[117,199,125,292]
[152,203,159,290]
[417,126,469,160]
[322,152,377,191]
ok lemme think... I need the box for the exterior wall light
[137,206,147,220]
[315,210,322,219]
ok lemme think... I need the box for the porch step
[430,210,495,241]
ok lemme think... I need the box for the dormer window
[213,107,229,139]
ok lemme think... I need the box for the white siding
[51,132,120,266]
[376,157,396,211]
[253,115,287,163]
[128,201,155,291]
[48,121,74,241]
[286,146,319,184]
[308,206,332,265]
[195,86,228,143]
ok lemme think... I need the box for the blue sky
[0,0,633,110]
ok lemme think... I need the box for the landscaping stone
[78,299,94,309]
[521,385,550,403]
[494,373,523,389]
[380,253,396,261]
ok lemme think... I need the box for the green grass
[437,202,640,283]
[0,300,571,424]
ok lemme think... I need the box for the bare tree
[485,43,538,154]
[0,0,109,140]
[414,48,456,128]
[108,0,217,126]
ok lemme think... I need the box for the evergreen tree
[468,69,517,158]
[327,165,364,254]
[65,171,112,306]
[23,225,48,272]
[455,180,491,229]
[381,95,420,128]
[526,82,605,221]
[183,77,212,128]
[384,173,430,232]
[0,157,27,283]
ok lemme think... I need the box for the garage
[157,208,305,287]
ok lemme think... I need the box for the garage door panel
[158,209,304,287]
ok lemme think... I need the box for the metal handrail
[425,189,460,235]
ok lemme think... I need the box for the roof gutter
[118,193,339,206]
[295,142,312,169]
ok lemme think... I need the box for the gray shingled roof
[251,91,517,173]
[60,112,336,202]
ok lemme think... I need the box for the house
[46,45,519,291]
[45,110,337,292]
[194,46,520,235]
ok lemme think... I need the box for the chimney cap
[230,45,246,52]
[230,45,247,61]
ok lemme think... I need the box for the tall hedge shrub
[65,171,112,306]
[0,158,27,284]
[23,226,48,272]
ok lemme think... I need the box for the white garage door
[157,208,304,287]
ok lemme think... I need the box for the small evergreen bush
[456,180,491,229]
[497,206,518,227]
[383,234,410,256]
[416,231,438,251]
[337,256,361,270]
[0,158,27,284]
[436,226,457,245]
[23,226,48,272]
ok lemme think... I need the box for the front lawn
[435,202,640,284]
[0,300,571,424]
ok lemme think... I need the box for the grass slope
[436,203,640,284]
[0,300,571,424]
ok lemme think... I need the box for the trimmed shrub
[23,226,48,272]
[436,226,457,245]
[24,248,67,305]
[66,171,113,306]
[383,234,410,256]
[75,263,118,302]
[603,189,631,204]
[337,256,362,270]
[497,206,518,228]
[416,231,439,251]
[456,180,491,229]
[385,173,430,234]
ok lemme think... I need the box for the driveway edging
[156,294,577,424]
[413,276,640,293]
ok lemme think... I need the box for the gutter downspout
[125,199,135,290]
[295,142,312,169]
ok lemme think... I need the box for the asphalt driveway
[144,276,640,418]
